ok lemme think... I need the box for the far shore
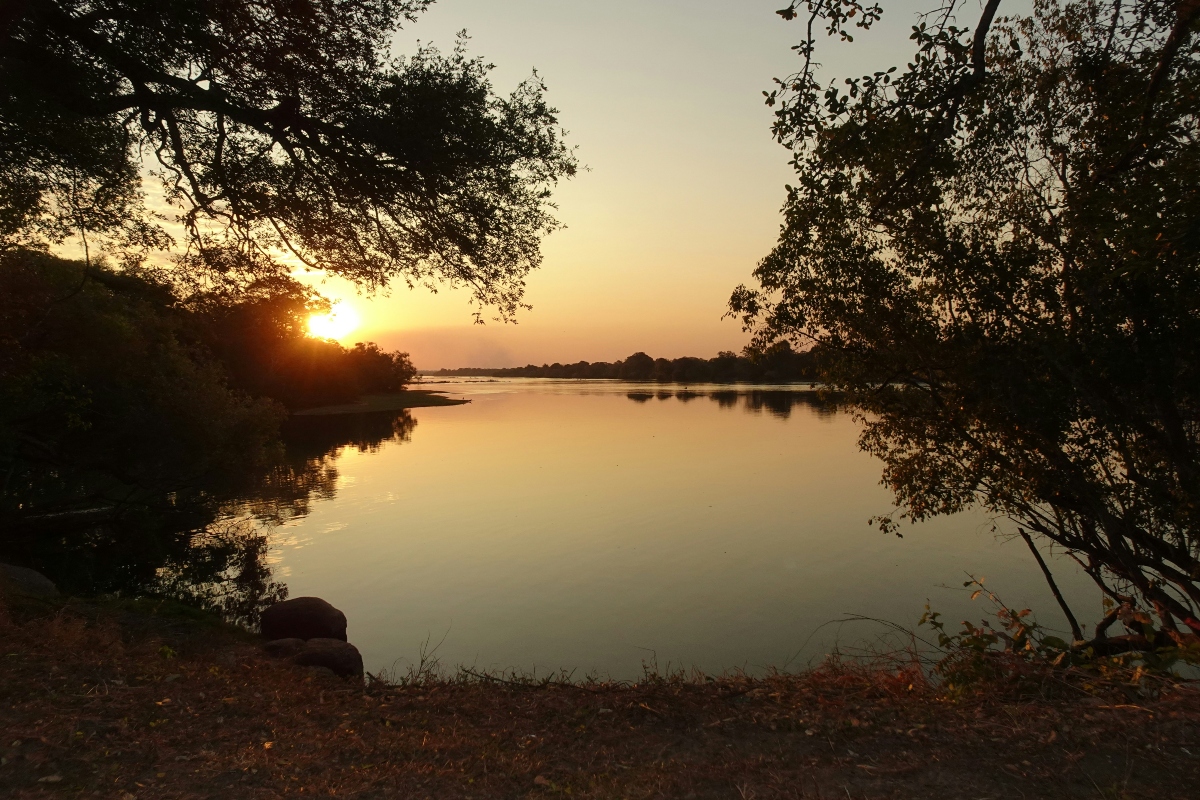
[292,390,470,416]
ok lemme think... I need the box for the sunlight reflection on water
[269,379,1099,679]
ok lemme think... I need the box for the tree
[618,352,655,381]
[0,249,281,506]
[190,282,417,408]
[731,0,1200,642]
[1,0,576,315]
[0,249,414,609]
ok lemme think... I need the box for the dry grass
[2,594,1199,799]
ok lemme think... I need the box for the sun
[307,302,361,341]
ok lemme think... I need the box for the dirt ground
[2,595,1199,799]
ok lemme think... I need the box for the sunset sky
[304,0,929,369]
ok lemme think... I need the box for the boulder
[0,563,58,597]
[260,597,347,642]
[262,638,306,658]
[303,665,340,680]
[293,638,363,679]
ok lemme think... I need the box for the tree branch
[1019,528,1085,642]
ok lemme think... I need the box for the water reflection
[621,388,838,420]
[6,379,1098,675]
[221,389,843,628]
[270,379,1096,679]
[740,390,838,419]
[283,409,417,459]
[152,518,285,627]
[0,408,419,627]
[0,501,292,628]
[181,409,419,622]
[711,390,738,409]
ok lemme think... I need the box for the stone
[259,597,347,642]
[262,638,306,658]
[303,665,339,680]
[0,563,58,597]
[293,638,363,679]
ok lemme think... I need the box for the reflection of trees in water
[236,410,417,524]
[0,507,291,628]
[2,410,418,627]
[151,518,284,629]
[284,409,418,459]
[183,409,419,623]
[741,390,837,420]
[710,391,740,409]
[625,389,835,419]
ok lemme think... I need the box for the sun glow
[308,302,361,341]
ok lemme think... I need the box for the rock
[260,597,347,642]
[303,665,339,680]
[0,563,58,597]
[262,638,306,658]
[293,638,364,679]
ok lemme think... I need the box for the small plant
[919,578,1199,696]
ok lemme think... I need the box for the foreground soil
[2,596,1199,799]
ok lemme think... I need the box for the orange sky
[301,1,925,369]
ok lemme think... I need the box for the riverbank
[3,594,1198,798]
[293,390,470,416]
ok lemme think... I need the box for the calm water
[268,379,1099,679]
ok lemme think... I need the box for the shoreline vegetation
[425,344,822,384]
[3,590,1198,799]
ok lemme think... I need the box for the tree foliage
[192,281,416,409]
[1,0,576,315]
[0,249,423,612]
[0,250,419,522]
[431,342,823,383]
[733,0,1200,638]
[0,249,284,520]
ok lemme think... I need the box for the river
[267,378,1099,679]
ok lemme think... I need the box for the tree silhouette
[2,1,576,315]
[733,0,1200,641]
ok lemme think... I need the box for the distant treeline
[428,344,821,383]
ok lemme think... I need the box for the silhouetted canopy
[1,0,576,314]
[733,0,1200,638]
